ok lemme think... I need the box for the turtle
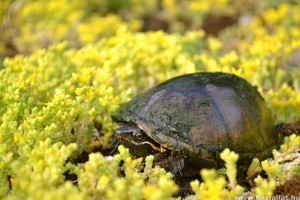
[113,72,279,177]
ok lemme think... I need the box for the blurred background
[1,0,299,60]
[1,0,300,123]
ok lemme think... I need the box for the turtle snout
[115,123,140,135]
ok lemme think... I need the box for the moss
[70,146,177,200]
[0,1,299,199]
[190,149,244,200]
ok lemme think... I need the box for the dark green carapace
[113,72,278,175]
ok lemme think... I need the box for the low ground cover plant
[0,1,299,199]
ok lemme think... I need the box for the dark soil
[274,120,300,197]
[279,120,300,136]
[274,177,300,196]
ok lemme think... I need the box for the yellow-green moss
[191,149,245,200]
[0,1,299,199]
[69,146,177,200]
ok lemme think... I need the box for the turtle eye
[133,130,145,140]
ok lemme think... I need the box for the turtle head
[115,123,165,156]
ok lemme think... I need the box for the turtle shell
[114,72,278,163]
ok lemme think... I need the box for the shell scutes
[115,72,277,159]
